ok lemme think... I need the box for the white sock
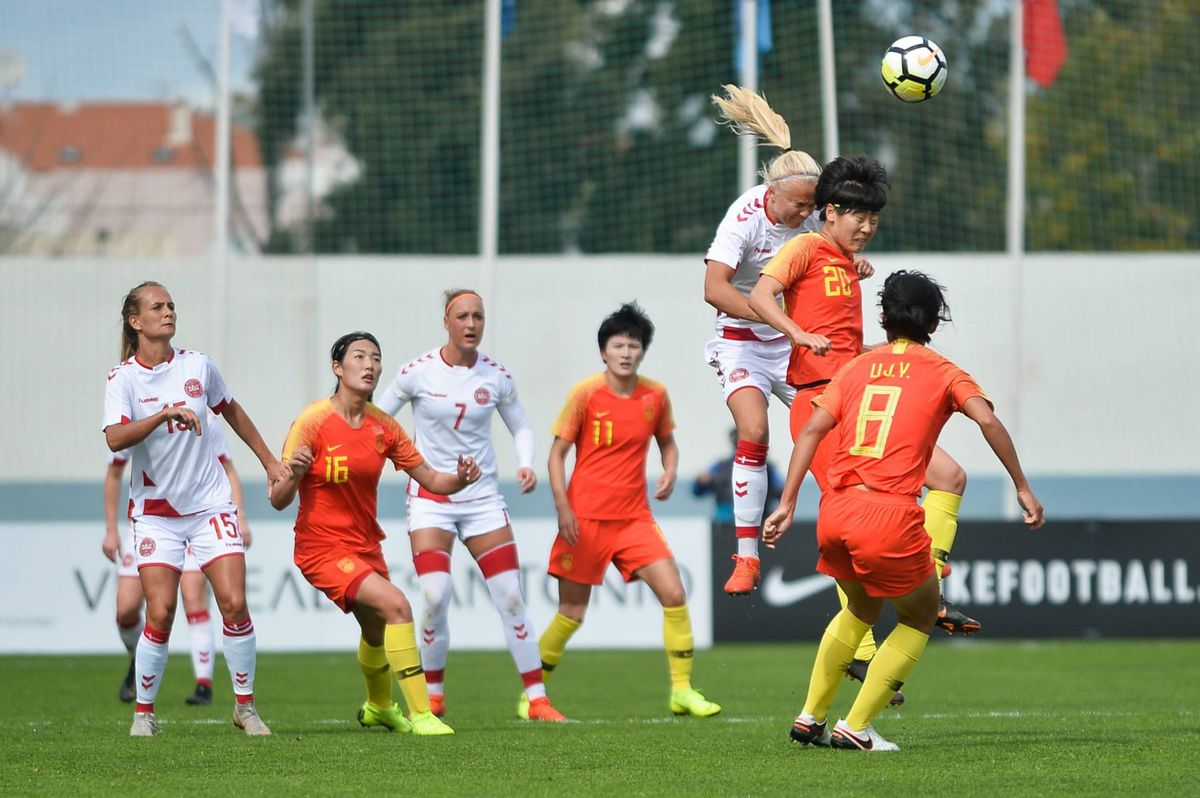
[134,624,170,711]
[732,440,769,560]
[414,550,452,697]
[187,610,215,686]
[222,616,257,700]
[480,543,545,701]
[118,616,143,656]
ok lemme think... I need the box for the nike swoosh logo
[326,444,343,452]
[917,50,938,66]
[594,411,611,418]
[761,568,836,607]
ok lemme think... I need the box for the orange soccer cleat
[723,555,762,596]
[526,696,568,722]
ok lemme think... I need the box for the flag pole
[817,0,839,161]
[737,0,759,193]
[1004,0,1026,520]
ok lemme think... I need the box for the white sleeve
[102,367,132,432]
[204,356,234,412]
[208,412,234,461]
[705,195,753,267]
[497,396,535,470]
[375,367,414,416]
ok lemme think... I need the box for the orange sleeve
[376,410,425,471]
[551,381,589,442]
[282,402,327,459]
[944,360,991,413]
[812,371,846,423]
[761,235,815,288]
[655,385,676,438]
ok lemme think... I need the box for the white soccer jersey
[705,184,811,342]
[377,348,527,503]
[102,349,234,518]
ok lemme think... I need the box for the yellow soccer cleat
[410,709,455,736]
[670,688,722,718]
[516,691,530,720]
[357,701,412,733]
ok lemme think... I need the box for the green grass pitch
[3,640,1198,795]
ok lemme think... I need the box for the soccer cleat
[409,710,455,736]
[936,598,982,636]
[830,718,899,752]
[119,661,136,703]
[185,683,213,706]
[129,712,159,737]
[845,658,905,706]
[670,688,722,718]
[232,701,272,736]
[526,696,568,722]
[789,712,831,747]
[357,701,413,733]
[723,555,762,596]
[428,693,445,718]
[517,691,530,720]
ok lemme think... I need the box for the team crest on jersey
[337,557,356,574]
[474,387,491,406]
[729,368,749,384]
[370,424,386,453]
[139,537,156,557]
[184,378,203,398]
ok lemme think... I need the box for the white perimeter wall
[2,253,1197,484]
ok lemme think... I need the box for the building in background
[0,101,266,256]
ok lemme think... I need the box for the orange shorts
[815,488,934,598]
[294,543,389,613]
[548,513,674,585]
[790,386,837,492]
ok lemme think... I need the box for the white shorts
[704,335,795,407]
[132,503,243,572]
[118,522,200,577]
[407,494,511,541]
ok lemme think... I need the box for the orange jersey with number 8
[282,398,424,549]
[814,340,989,496]
[552,374,675,520]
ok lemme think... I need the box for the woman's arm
[105,405,199,452]
[547,436,579,545]
[497,398,537,494]
[102,461,125,562]
[962,397,1045,529]
[405,456,481,495]
[748,275,831,355]
[222,400,288,486]
[762,407,836,546]
[704,260,763,321]
[653,433,679,501]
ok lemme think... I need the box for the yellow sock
[923,490,962,585]
[383,623,430,715]
[845,623,928,731]
[538,613,581,684]
[662,604,694,692]
[802,609,871,722]
[357,637,392,708]
[837,585,877,661]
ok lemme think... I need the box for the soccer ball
[881,36,948,103]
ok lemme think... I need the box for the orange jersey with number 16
[814,340,989,496]
[282,399,424,550]
[552,374,675,520]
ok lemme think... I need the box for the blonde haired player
[704,85,874,597]
[104,281,288,737]
[103,412,250,707]
[377,290,565,722]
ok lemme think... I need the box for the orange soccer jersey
[814,340,989,496]
[551,374,674,520]
[282,399,424,550]
[760,232,864,387]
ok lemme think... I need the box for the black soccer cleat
[844,657,905,706]
[119,660,136,703]
[936,598,982,636]
[789,713,831,747]
[185,683,213,706]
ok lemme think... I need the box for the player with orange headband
[377,289,566,722]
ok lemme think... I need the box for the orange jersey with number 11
[814,340,989,496]
[552,374,675,520]
[282,399,424,549]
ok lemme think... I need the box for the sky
[0,0,258,106]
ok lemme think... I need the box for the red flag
[1023,0,1067,88]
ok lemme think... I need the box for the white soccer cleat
[129,711,159,737]
[233,701,272,736]
[830,718,899,752]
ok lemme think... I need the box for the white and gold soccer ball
[881,36,948,103]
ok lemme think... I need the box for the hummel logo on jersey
[327,444,343,452]
[139,396,160,404]
[761,568,836,607]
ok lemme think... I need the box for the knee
[659,588,687,608]
[558,602,587,624]
[144,599,176,630]
[116,606,142,627]
[489,578,526,617]
[929,462,967,495]
[421,580,453,616]
[214,590,247,621]
[735,424,769,445]
[380,592,413,625]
